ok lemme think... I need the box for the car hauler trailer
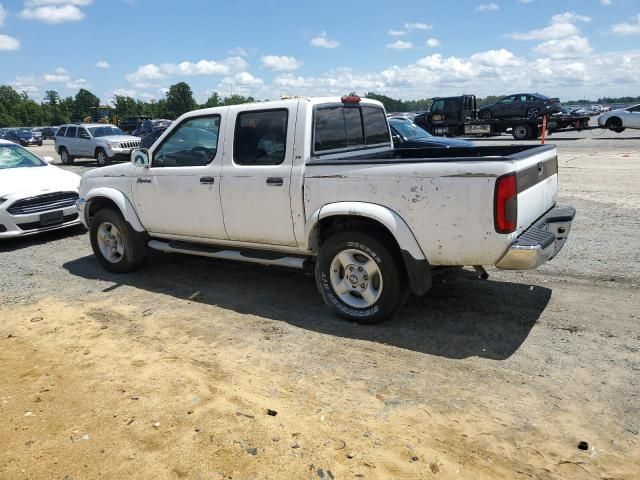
[414,95,592,140]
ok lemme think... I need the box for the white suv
[54,124,140,167]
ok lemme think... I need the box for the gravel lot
[1,126,639,479]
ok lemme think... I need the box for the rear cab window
[313,103,390,155]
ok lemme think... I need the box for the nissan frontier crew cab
[77,95,575,324]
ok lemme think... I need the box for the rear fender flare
[84,187,145,232]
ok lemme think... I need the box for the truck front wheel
[90,208,148,273]
[316,231,407,324]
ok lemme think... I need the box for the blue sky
[1,0,639,103]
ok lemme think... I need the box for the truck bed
[309,144,554,164]
[305,144,558,266]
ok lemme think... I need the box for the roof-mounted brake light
[341,94,361,104]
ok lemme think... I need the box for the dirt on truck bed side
[1,132,639,479]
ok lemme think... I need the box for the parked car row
[0,128,43,146]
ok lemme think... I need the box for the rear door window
[234,109,288,165]
[65,127,77,138]
[56,127,67,137]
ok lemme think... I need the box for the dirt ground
[1,127,639,479]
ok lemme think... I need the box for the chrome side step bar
[148,240,307,269]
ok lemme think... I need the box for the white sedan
[598,104,640,132]
[0,139,81,238]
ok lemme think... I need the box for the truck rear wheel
[90,208,148,273]
[316,231,407,324]
[512,124,532,140]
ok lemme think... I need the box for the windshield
[18,129,33,136]
[88,126,125,137]
[390,120,431,140]
[0,143,46,169]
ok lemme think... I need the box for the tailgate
[514,147,558,234]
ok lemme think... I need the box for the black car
[119,115,151,134]
[2,128,43,146]
[478,93,561,120]
[139,127,168,149]
[389,118,474,148]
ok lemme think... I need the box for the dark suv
[478,93,561,120]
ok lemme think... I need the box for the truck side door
[132,113,228,239]
[220,105,297,246]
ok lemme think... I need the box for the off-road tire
[316,231,407,324]
[90,208,148,273]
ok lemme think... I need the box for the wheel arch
[307,202,431,295]
[84,188,145,232]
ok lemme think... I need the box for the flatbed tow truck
[414,94,593,140]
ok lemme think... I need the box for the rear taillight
[494,173,518,233]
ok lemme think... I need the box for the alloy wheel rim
[329,249,383,309]
[96,222,124,263]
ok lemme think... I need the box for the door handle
[200,176,215,184]
[266,177,283,186]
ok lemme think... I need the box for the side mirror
[131,148,150,167]
[42,156,54,163]
[392,134,403,144]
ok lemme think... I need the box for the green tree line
[0,81,257,128]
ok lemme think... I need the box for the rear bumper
[496,205,576,270]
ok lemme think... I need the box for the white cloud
[95,60,110,69]
[0,4,7,27]
[600,0,612,5]
[404,22,432,31]
[43,67,70,82]
[0,34,19,50]
[66,78,87,89]
[260,55,303,72]
[19,4,86,23]
[126,64,164,83]
[387,40,413,50]
[426,38,440,48]
[228,47,248,57]
[551,12,591,24]
[475,3,500,12]
[388,29,406,36]
[310,31,340,48]
[612,15,640,35]
[507,11,590,41]
[125,57,248,83]
[532,35,593,59]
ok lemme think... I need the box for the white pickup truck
[77,95,575,323]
